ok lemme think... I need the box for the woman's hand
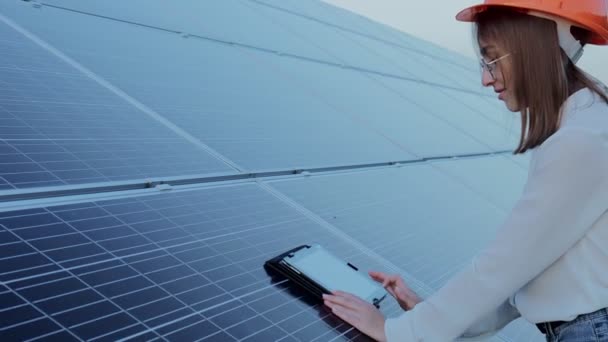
[323,291,387,342]
[369,271,422,311]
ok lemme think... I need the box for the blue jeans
[542,308,608,342]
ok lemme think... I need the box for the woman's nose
[481,68,494,87]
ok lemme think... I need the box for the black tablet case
[264,245,384,308]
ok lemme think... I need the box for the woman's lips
[498,90,506,101]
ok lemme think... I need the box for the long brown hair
[475,9,608,154]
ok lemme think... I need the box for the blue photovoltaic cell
[351,36,487,94]
[271,164,511,287]
[252,0,369,32]
[365,78,520,150]
[119,40,415,168]
[430,155,529,210]
[0,4,420,170]
[269,159,543,341]
[42,0,480,92]
[0,2,516,172]
[41,0,340,64]
[0,18,232,190]
[0,1,541,341]
[256,52,500,157]
[336,31,476,90]
[443,90,521,129]
[253,0,480,74]
[245,2,413,78]
[360,20,480,73]
[0,183,408,341]
[252,1,486,95]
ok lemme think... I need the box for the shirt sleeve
[385,128,608,341]
[458,298,520,340]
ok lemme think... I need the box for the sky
[323,0,608,85]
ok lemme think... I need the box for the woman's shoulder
[536,90,608,158]
[529,124,608,180]
[523,88,607,172]
[561,87,608,131]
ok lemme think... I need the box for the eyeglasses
[479,53,510,80]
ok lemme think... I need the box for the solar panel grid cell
[0,1,519,175]
[0,22,232,190]
[0,1,545,341]
[0,184,401,341]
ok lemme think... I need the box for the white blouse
[385,88,608,341]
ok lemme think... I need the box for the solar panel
[367,79,519,150]
[0,3,421,170]
[249,1,493,97]
[330,31,470,89]
[0,1,517,167]
[0,20,233,190]
[264,55,513,156]
[431,155,530,210]
[268,158,543,341]
[0,1,545,341]
[0,183,408,341]
[40,0,341,65]
[251,0,482,76]
[270,161,512,280]
[245,4,416,78]
[39,0,468,82]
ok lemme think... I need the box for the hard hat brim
[455,4,489,22]
[455,3,608,45]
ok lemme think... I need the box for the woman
[323,1,608,341]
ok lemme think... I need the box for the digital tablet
[265,244,387,308]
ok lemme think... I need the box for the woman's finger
[323,293,358,310]
[386,274,400,284]
[333,291,365,303]
[331,305,358,326]
[369,272,411,301]
[333,291,375,310]
[385,286,397,299]
[369,271,386,283]
[395,277,408,287]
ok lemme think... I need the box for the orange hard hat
[456,0,608,45]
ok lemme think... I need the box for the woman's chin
[503,99,520,112]
[506,105,520,112]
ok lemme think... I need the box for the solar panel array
[0,0,542,341]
